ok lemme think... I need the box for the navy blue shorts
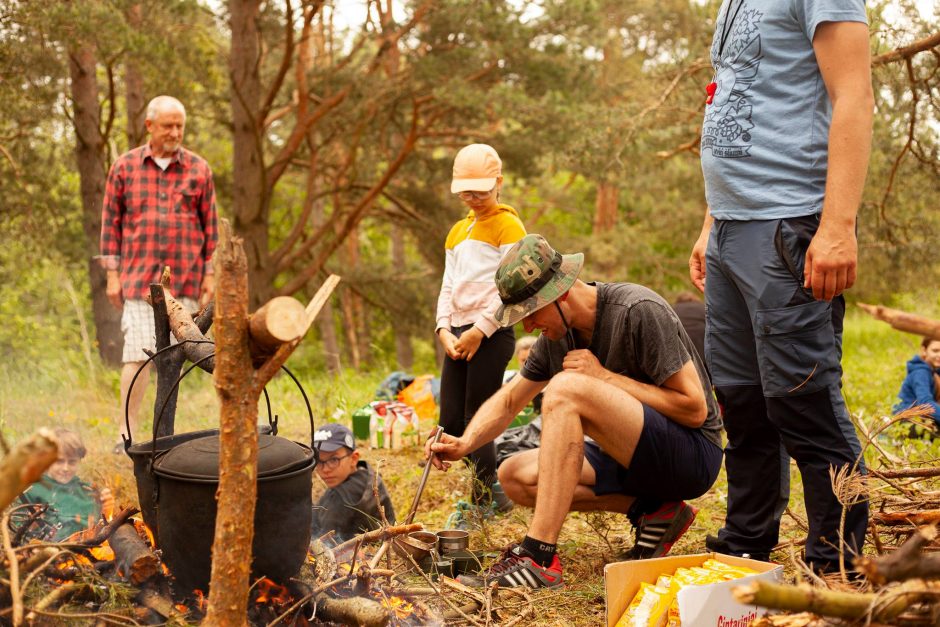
[584,404,723,501]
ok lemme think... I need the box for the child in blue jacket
[894,337,940,426]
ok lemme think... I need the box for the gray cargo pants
[704,216,868,571]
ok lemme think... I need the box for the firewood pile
[732,407,940,626]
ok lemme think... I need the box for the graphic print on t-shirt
[702,4,763,159]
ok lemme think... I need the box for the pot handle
[123,340,274,448]
[146,358,316,470]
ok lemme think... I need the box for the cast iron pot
[123,347,312,544]
[152,433,315,592]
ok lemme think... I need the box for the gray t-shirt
[520,283,723,447]
[700,0,867,220]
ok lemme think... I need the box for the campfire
[0,503,536,626]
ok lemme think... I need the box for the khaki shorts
[121,298,198,363]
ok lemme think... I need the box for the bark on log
[857,303,940,342]
[248,296,307,353]
[873,509,940,526]
[856,524,940,583]
[204,219,256,627]
[204,221,340,625]
[0,428,59,511]
[872,467,940,480]
[111,523,159,585]
[733,579,929,621]
[135,584,180,619]
[314,594,389,627]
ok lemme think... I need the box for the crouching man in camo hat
[425,234,723,589]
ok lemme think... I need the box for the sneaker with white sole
[624,501,698,560]
[457,543,564,590]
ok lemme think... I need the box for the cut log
[733,578,930,621]
[111,523,159,584]
[136,584,180,619]
[314,594,389,627]
[857,303,940,341]
[248,296,307,354]
[0,428,59,511]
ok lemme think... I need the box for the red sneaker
[458,544,564,590]
[625,501,698,559]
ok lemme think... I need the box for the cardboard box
[604,553,783,626]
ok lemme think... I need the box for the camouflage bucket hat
[494,234,584,327]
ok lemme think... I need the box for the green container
[352,405,372,441]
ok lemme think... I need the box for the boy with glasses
[311,423,396,542]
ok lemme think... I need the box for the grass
[2,309,939,625]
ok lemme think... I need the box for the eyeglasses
[316,453,352,471]
[457,186,496,201]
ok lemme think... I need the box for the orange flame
[89,542,115,561]
[383,596,415,620]
[133,519,157,548]
[193,589,207,612]
[255,577,290,605]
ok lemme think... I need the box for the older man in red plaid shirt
[99,95,217,453]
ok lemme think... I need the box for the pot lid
[153,434,314,481]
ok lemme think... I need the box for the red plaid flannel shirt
[99,144,218,301]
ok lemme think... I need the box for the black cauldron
[123,350,317,592]
[151,433,315,592]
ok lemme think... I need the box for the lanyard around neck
[705,0,746,105]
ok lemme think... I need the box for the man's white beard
[160,142,180,154]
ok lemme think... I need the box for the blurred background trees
[0,0,937,379]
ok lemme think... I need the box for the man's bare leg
[120,361,150,443]
[525,372,645,544]
[499,448,633,514]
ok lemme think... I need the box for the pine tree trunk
[229,0,270,310]
[317,300,342,373]
[391,228,413,369]
[593,181,619,233]
[68,42,123,366]
[124,3,147,148]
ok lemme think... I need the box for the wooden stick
[856,524,940,583]
[24,582,87,622]
[872,467,940,480]
[857,303,940,341]
[873,509,940,526]
[332,523,423,557]
[1,509,23,626]
[733,578,929,621]
[302,274,341,337]
[0,428,58,511]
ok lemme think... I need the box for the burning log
[314,595,389,627]
[856,524,940,584]
[111,523,159,585]
[0,428,59,511]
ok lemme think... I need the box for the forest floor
[2,312,939,625]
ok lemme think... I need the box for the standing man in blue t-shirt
[688,0,873,573]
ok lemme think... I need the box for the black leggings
[439,324,515,503]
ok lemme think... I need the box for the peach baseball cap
[450,144,502,193]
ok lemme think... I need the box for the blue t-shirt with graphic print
[700,0,867,220]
